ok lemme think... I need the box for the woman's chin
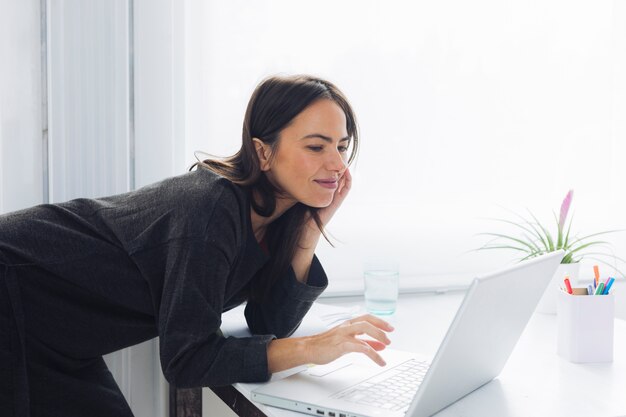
[302,197,334,208]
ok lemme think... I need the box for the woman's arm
[266,314,394,373]
[291,169,352,283]
[290,223,321,283]
[244,255,327,338]
[267,170,368,372]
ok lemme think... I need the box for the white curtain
[46,1,182,415]
[47,0,131,201]
[1,0,185,415]
[0,0,44,214]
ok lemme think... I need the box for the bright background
[2,0,626,289]
[184,0,626,290]
[2,1,626,416]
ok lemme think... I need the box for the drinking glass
[363,261,399,315]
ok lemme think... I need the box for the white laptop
[251,250,564,417]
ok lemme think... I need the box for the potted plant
[477,190,624,313]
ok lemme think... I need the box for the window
[183,0,626,293]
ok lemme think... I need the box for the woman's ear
[253,138,272,171]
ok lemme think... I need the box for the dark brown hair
[191,74,359,301]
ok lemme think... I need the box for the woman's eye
[307,146,323,152]
[338,146,348,153]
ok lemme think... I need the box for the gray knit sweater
[0,168,327,388]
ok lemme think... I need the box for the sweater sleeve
[151,190,275,388]
[154,238,276,388]
[244,255,328,338]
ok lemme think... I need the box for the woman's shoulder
[178,167,246,210]
[164,168,249,229]
[133,168,244,206]
[95,167,248,226]
[173,168,250,243]
[99,168,249,249]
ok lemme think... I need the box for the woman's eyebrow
[300,134,351,143]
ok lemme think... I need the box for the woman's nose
[327,149,347,172]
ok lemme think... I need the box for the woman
[0,75,393,417]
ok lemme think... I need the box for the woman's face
[257,99,350,209]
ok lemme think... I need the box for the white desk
[207,291,626,417]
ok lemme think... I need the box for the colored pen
[593,265,600,287]
[595,282,605,295]
[564,278,573,294]
[587,284,594,295]
[604,277,615,295]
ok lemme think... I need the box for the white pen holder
[557,290,614,363]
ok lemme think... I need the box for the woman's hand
[291,168,351,283]
[316,168,352,227]
[305,313,393,366]
[267,314,394,374]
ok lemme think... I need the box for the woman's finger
[341,321,392,346]
[363,339,387,352]
[338,168,351,195]
[307,321,390,366]
[343,168,352,189]
[346,340,386,366]
[347,314,394,332]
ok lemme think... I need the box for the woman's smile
[314,178,339,189]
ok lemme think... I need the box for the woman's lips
[314,179,338,189]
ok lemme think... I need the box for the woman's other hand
[316,167,352,228]
[267,313,394,373]
[292,168,351,283]
[304,313,393,366]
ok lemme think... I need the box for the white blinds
[0,0,44,214]
[47,0,131,202]
[44,1,179,416]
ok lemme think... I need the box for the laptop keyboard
[331,359,430,412]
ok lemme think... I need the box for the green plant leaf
[481,217,544,246]
[563,213,574,249]
[519,251,545,262]
[496,206,550,251]
[475,233,540,254]
[553,211,563,249]
[522,233,543,253]
[561,252,576,263]
[567,241,610,256]
[475,201,625,277]
[519,220,549,252]
[527,209,554,251]
[476,245,531,253]
[567,230,626,248]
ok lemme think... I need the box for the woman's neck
[250,193,296,243]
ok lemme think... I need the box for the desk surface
[205,292,626,417]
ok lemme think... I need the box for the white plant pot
[535,262,580,314]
